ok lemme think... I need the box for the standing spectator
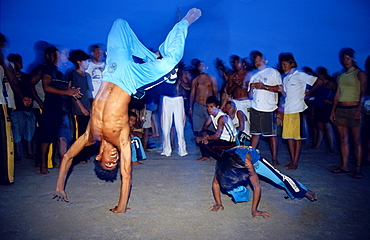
[7,53,35,162]
[363,56,370,164]
[279,52,321,170]
[160,68,188,157]
[86,44,105,98]
[226,55,251,128]
[248,51,282,166]
[189,60,218,136]
[67,49,93,163]
[307,67,336,153]
[39,46,81,175]
[0,33,16,185]
[330,48,367,179]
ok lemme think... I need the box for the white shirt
[210,110,237,142]
[249,67,282,112]
[283,69,317,114]
[86,60,105,98]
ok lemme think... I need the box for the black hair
[278,52,298,68]
[128,111,138,118]
[0,33,7,46]
[69,49,90,68]
[301,66,316,76]
[249,50,263,62]
[7,53,22,63]
[94,159,119,182]
[88,44,103,54]
[226,100,236,108]
[339,47,358,69]
[206,96,221,107]
[44,46,59,64]
[215,150,250,193]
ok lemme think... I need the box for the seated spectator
[224,100,250,146]
[196,96,237,161]
[129,111,146,165]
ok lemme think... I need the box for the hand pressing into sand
[209,204,224,212]
[53,190,69,202]
[252,210,270,218]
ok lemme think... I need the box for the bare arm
[189,77,197,113]
[110,133,132,213]
[209,175,224,212]
[330,78,341,123]
[236,110,247,131]
[75,99,89,116]
[29,69,44,108]
[211,75,218,98]
[42,73,81,98]
[54,128,92,201]
[355,70,367,120]
[245,154,270,218]
[0,51,24,99]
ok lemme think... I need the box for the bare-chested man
[226,55,251,135]
[53,8,201,213]
[189,60,218,135]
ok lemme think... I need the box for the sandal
[332,167,350,173]
[351,171,363,179]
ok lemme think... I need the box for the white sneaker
[161,152,170,157]
[178,152,188,157]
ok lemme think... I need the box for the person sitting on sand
[210,146,317,218]
[129,111,146,165]
[196,96,237,161]
[53,8,202,213]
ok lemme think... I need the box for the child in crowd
[129,111,146,165]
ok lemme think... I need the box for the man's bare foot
[286,164,298,170]
[40,168,50,175]
[182,8,202,25]
[197,157,210,161]
[305,190,317,202]
[285,162,292,168]
[272,160,280,166]
[132,161,144,165]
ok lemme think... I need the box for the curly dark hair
[94,159,119,182]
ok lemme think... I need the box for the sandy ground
[1,121,369,240]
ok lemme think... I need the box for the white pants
[161,96,187,156]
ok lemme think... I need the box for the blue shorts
[10,110,36,142]
[40,108,72,144]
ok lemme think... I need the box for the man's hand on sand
[53,190,69,202]
[252,210,270,218]
[209,204,224,212]
[109,206,131,213]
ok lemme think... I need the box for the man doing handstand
[53,8,202,213]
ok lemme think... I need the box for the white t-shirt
[210,110,237,142]
[86,61,105,98]
[249,67,282,112]
[283,69,317,114]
